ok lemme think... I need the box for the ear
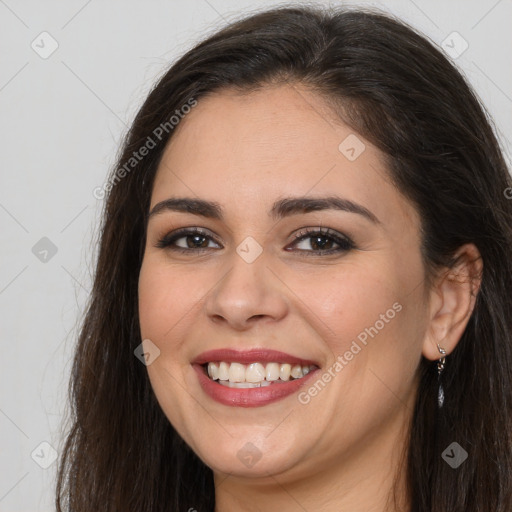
[422,243,483,361]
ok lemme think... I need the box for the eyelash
[155,226,355,256]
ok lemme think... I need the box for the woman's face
[138,84,430,482]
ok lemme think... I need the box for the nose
[203,249,289,331]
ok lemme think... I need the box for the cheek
[137,260,194,431]
[291,254,427,396]
[138,259,197,342]
[288,261,401,356]
[138,264,167,341]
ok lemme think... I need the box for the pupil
[188,235,208,248]
[312,235,332,250]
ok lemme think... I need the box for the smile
[191,348,321,407]
[204,361,316,388]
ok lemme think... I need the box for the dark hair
[56,4,512,511]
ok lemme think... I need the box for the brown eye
[288,227,354,256]
[155,226,355,257]
[155,228,221,252]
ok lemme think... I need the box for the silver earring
[437,344,446,408]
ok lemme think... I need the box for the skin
[138,83,482,511]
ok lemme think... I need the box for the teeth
[246,363,266,383]
[207,361,219,380]
[218,380,273,388]
[206,361,315,385]
[265,362,280,381]
[228,362,245,382]
[290,364,303,379]
[279,363,291,381]
[218,361,230,381]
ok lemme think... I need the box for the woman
[56,4,512,511]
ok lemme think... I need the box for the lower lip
[193,364,320,407]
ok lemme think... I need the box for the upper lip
[192,348,319,367]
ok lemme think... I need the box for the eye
[287,227,354,256]
[155,227,220,253]
[155,226,355,256]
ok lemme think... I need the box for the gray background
[1,0,510,510]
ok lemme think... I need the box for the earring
[437,344,446,408]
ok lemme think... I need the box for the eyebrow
[148,195,380,224]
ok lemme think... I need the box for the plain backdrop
[0,0,511,510]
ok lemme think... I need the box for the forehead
[150,84,417,229]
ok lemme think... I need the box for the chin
[204,450,294,479]
[193,433,300,478]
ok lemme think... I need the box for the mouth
[191,348,321,407]
[201,361,317,388]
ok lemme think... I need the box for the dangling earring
[437,343,446,408]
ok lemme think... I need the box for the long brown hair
[56,5,512,511]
